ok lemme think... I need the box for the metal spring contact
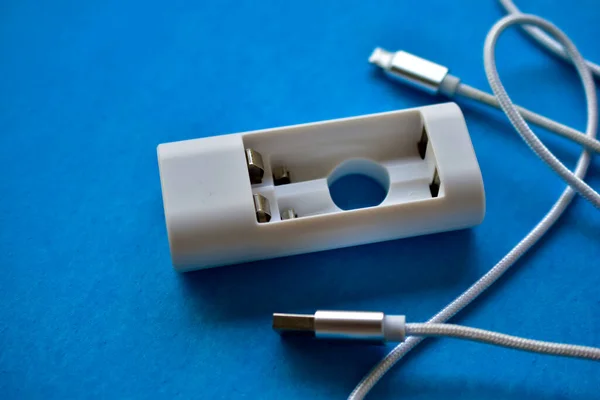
[416,126,441,198]
[273,166,291,186]
[245,148,265,184]
[253,193,271,223]
[247,149,297,222]
[430,168,440,197]
[281,208,297,220]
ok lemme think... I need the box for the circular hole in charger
[327,159,390,211]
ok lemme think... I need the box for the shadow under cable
[179,228,476,321]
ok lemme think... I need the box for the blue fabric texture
[1,0,599,398]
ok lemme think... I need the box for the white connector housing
[157,103,485,271]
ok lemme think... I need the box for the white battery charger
[157,102,485,271]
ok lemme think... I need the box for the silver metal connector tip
[272,313,315,336]
[368,47,394,69]
[368,47,450,95]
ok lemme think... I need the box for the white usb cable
[273,311,600,361]
[273,1,600,398]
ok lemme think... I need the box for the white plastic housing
[157,103,485,271]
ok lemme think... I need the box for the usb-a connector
[273,311,406,342]
[273,313,315,336]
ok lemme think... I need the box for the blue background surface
[1,0,599,398]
